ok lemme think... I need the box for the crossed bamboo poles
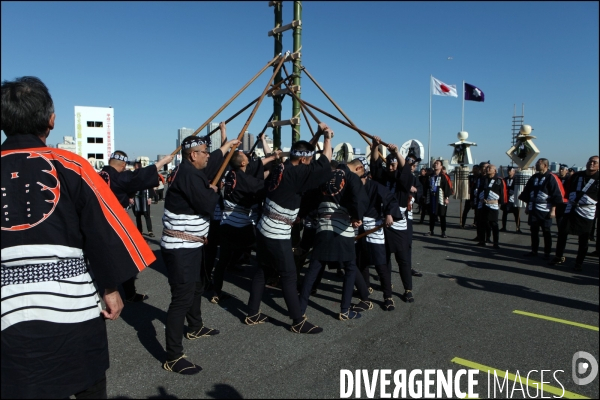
[170,52,393,187]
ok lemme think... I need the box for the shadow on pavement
[206,383,243,399]
[111,385,179,399]
[440,273,599,312]
[119,301,167,363]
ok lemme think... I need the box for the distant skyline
[2,2,598,168]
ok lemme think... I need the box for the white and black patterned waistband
[1,257,87,287]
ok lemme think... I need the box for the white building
[74,106,115,163]
[56,136,76,153]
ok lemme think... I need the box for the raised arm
[220,121,227,146]
[317,122,333,161]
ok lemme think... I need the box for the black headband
[110,153,128,162]
[182,136,211,149]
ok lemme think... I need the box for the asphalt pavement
[104,200,599,399]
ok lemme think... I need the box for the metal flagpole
[461,80,465,131]
[428,75,432,167]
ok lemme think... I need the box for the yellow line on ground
[451,357,589,399]
[513,310,599,331]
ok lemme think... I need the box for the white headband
[291,150,315,157]
[110,153,128,162]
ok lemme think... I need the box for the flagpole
[429,74,432,168]
[461,80,465,131]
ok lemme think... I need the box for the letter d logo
[572,351,598,385]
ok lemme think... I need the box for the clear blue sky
[2,1,598,168]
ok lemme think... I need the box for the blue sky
[2,1,598,168]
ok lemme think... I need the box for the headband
[386,157,398,164]
[182,136,211,149]
[357,157,370,177]
[291,149,315,157]
[110,153,128,162]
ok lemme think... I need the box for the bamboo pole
[170,54,280,156]
[301,67,384,159]
[355,224,385,241]
[211,56,287,186]
[298,98,390,147]
[281,64,319,150]
[249,112,275,154]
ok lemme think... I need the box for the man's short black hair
[230,151,245,169]
[1,76,55,137]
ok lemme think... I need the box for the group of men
[456,157,599,268]
[2,76,598,398]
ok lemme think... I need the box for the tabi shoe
[210,292,231,304]
[475,242,486,247]
[245,312,269,325]
[383,298,395,311]
[186,326,220,340]
[402,290,414,303]
[523,252,538,257]
[425,231,434,236]
[516,229,523,234]
[543,253,551,261]
[163,355,202,375]
[549,256,566,266]
[411,269,423,277]
[290,318,323,334]
[126,293,148,303]
[486,238,493,244]
[368,287,374,294]
[148,232,155,237]
[493,244,500,249]
[470,236,481,241]
[351,300,374,312]
[339,310,362,320]
[573,264,583,272]
[499,227,507,232]
[441,232,448,238]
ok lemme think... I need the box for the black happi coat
[312,164,367,261]
[161,154,221,283]
[518,171,565,226]
[477,175,507,221]
[2,134,154,398]
[99,163,158,208]
[563,170,599,234]
[423,172,452,217]
[257,156,332,240]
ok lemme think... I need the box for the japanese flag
[432,76,458,97]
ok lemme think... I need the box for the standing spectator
[460,164,480,229]
[550,156,599,270]
[423,160,451,238]
[133,162,154,237]
[155,173,166,203]
[1,76,155,398]
[518,158,566,259]
[500,166,522,233]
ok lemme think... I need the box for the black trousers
[478,209,499,244]
[386,229,412,291]
[429,214,447,233]
[66,376,107,399]
[212,226,254,295]
[122,276,138,299]
[530,221,553,255]
[164,247,206,360]
[300,258,366,314]
[248,232,302,321]
[204,220,221,283]
[555,217,590,265]
[501,206,520,229]
[135,209,152,233]
[461,200,474,227]
[358,262,392,299]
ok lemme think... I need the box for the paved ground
[104,200,599,399]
